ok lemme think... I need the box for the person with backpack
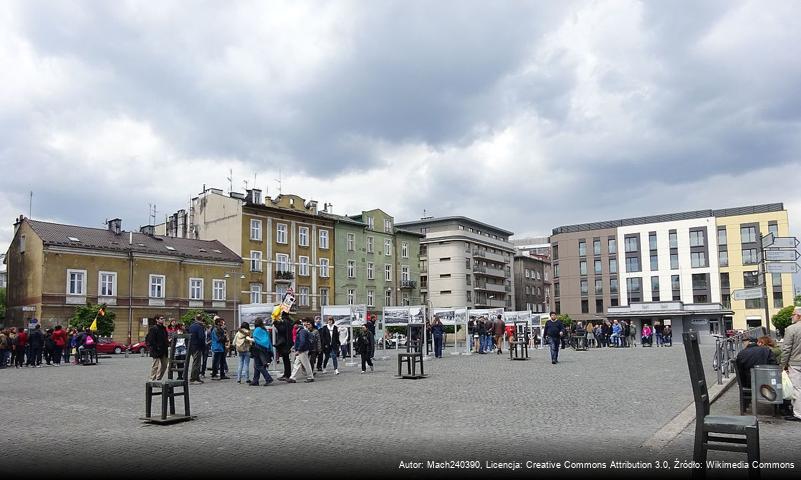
[210,317,230,380]
[319,316,340,375]
[309,322,322,373]
[27,324,45,367]
[233,322,253,383]
[355,324,374,374]
[250,318,274,386]
[287,318,315,383]
[145,315,169,381]
[76,327,97,364]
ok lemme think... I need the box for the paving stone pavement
[5,342,792,478]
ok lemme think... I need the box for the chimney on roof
[307,200,318,214]
[140,225,155,236]
[13,214,24,236]
[107,218,122,235]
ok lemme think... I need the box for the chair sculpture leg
[183,386,190,416]
[397,355,402,376]
[145,385,153,418]
[169,388,176,415]
[419,355,424,376]
[692,427,707,480]
[746,425,760,480]
[161,385,169,420]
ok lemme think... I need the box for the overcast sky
[3,0,801,254]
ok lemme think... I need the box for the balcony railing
[473,265,505,278]
[400,279,417,289]
[275,270,294,282]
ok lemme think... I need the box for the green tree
[181,309,213,327]
[69,303,115,337]
[557,313,573,327]
[794,294,801,306]
[772,305,795,337]
[0,287,6,321]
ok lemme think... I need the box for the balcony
[275,270,294,283]
[400,279,417,290]
[473,265,506,278]
[473,249,506,263]
[475,298,506,308]
[474,282,506,293]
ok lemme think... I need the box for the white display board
[239,303,276,327]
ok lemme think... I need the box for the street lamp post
[224,272,246,326]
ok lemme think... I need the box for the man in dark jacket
[273,312,294,380]
[319,317,340,374]
[544,312,565,365]
[146,315,169,381]
[735,335,778,389]
[366,315,377,359]
[27,324,44,367]
[188,315,207,384]
[288,318,314,383]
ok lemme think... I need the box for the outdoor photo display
[383,306,427,325]
[239,303,276,327]
[468,308,505,323]
[352,304,367,326]
[432,307,468,326]
[504,311,532,324]
[321,305,356,326]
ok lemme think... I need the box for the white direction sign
[762,233,775,248]
[769,237,800,249]
[765,249,801,261]
[733,288,764,301]
[765,262,801,274]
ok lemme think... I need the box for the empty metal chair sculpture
[142,334,194,424]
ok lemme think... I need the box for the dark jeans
[548,336,560,362]
[51,347,63,364]
[310,352,320,371]
[433,335,443,358]
[252,350,273,385]
[28,346,43,366]
[211,351,226,376]
[13,349,25,367]
[323,347,339,369]
[360,353,373,372]
[316,350,324,370]
[175,353,186,380]
[278,350,291,378]
[64,347,71,363]
[201,345,210,375]
[190,348,203,381]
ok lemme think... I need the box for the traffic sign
[765,262,800,274]
[762,233,775,248]
[764,236,799,249]
[764,249,801,261]
[733,288,764,301]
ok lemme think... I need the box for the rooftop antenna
[148,203,157,226]
[29,191,33,218]
[227,168,233,194]
[253,172,257,190]
[423,208,427,219]
[275,168,283,195]
[243,179,249,191]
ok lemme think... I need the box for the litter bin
[750,365,783,415]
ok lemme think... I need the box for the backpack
[311,330,322,354]
[84,335,95,346]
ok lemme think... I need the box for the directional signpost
[765,262,800,274]
[760,233,801,335]
[732,287,765,301]
[765,249,801,262]
[763,234,800,249]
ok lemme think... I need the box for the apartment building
[4,216,241,343]
[550,204,792,338]
[512,253,551,313]
[189,188,335,318]
[396,217,515,310]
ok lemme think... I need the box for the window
[250,219,262,241]
[67,269,87,295]
[250,251,262,272]
[773,291,784,308]
[742,248,759,264]
[692,274,708,290]
[595,279,603,295]
[554,264,560,278]
[347,260,355,278]
[625,236,638,253]
[743,271,759,288]
[384,219,392,233]
[722,294,731,308]
[19,234,26,253]
[689,230,705,247]
[276,223,288,244]
[690,252,706,268]
[298,256,309,276]
[554,283,560,297]
[719,250,728,267]
[593,239,601,256]
[670,253,679,269]
[385,290,392,306]
[768,222,779,237]
[319,288,329,306]
[717,227,727,246]
[367,289,375,307]
[213,279,226,301]
[625,256,640,273]
[745,298,763,309]
[401,242,409,258]
[580,280,588,295]
[189,278,203,300]
[609,258,617,273]
[580,260,587,275]
[347,289,355,305]
[581,300,589,314]
[250,284,262,304]
[650,254,658,270]
[275,284,288,302]
[626,277,642,293]
[319,229,329,249]
[693,294,709,303]
[578,240,586,256]
[610,298,618,307]
[610,278,618,294]
[384,239,392,256]
[298,226,309,246]
[149,274,165,298]
[401,265,410,282]
[99,272,116,297]
[649,232,657,250]
[553,245,559,260]
[525,269,530,278]
[366,216,374,230]
[594,260,602,274]
[298,287,309,306]
[671,275,680,291]
[608,238,616,254]
[276,253,289,273]
[595,299,604,313]
[740,226,757,243]
[720,273,730,289]
[367,262,375,280]
[367,236,374,253]
[385,264,392,281]
[772,273,782,287]
[466,291,472,302]
[311,258,328,279]
[669,231,678,248]
[525,286,531,295]
[403,293,410,306]
[651,276,660,301]
[347,233,355,251]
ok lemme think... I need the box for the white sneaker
[360,370,365,374]
[335,369,340,375]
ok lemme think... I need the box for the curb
[642,375,737,450]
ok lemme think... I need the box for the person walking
[188,314,207,384]
[233,322,253,383]
[320,316,340,375]
[366,315,377,359]
[14,327,27,368]
[173,324,188,380]
[287,318,315,383]
[781,307,801,421]
[431,317,445,358]
[309,322,322,373]
[210,318,230,380]
[273,312,294,381]
[356,324,374,373]
[544,312,565,365]
[250,318,274,386]
[27,324,44,367]
[146,315,169,381]
[493,314,506,355]
[339,324,350,359]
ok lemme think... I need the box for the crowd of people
[0,324,99,368]
[572,319,673,349]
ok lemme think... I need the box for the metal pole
[760,237,772,336]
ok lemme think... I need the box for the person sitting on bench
[735,335,792,416]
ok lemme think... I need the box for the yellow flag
[89,317,98,331]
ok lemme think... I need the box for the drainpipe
[127,246,134,346]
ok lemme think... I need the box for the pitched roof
[26,220,241,263]
[318,212,366,227]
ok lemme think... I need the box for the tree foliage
[69,303,115,337]
[180,309,213,327]
[772,305,795,336]
[557,313,573,327]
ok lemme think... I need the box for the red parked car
[129,340,148,354]
[95,338,129,355]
